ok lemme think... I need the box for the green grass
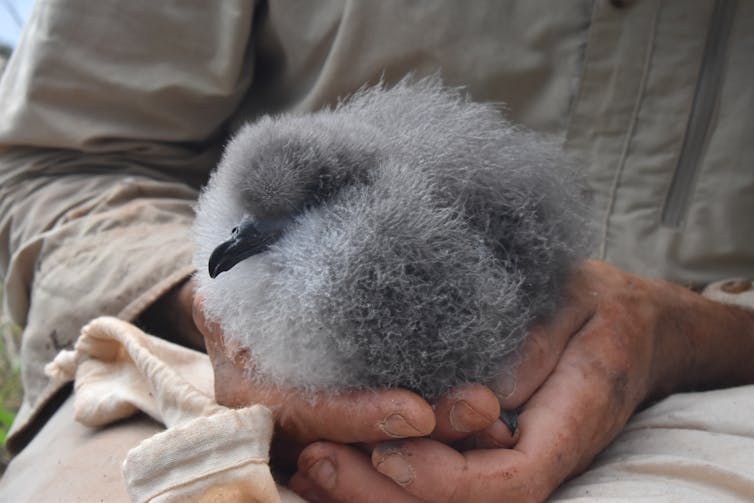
[0,286,22,473]
[0,326,21,440]
[0,52,24,473]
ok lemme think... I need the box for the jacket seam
[598,2,661,259]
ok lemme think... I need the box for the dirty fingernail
[308,458,337,491]
[380,413,422,437]
[375,453,414,486]
[449,400,487,432]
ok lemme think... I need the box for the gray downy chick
[193,77,590,400]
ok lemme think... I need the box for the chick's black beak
[208,216,278,278]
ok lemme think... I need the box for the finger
[293,442,425,503]
[432,383,500,443]
[455,416,519,451]
[428,296,592,447]
[371,436,553,502]
[373,315,647,502]
[515,308,651,472]
[274,387,436,444]
[496,266,597,410]
[288,474,338,503]
[215,376,437,443]
[373,438,538,503]
[195,295,437,444]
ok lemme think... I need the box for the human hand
[288,260,754,502]
[192,295,509,471]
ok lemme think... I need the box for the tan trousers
[4,386,754,502]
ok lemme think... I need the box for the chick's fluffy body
[193,78,589,399]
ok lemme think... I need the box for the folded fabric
[45,316,302,503]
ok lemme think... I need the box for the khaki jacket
[1,0,752,453]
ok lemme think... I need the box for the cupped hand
[288,260,754,502]
[192,294,505,470]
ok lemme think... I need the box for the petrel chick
[193,77,590,401]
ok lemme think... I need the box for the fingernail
[308,458,337,491]
[375,453,414,486]
[495,371,517,400]
[476,418,519,448]
[449,400,485,432]
[380,413,422,438]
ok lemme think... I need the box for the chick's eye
[318,171,332,186]
[231,225,239,237]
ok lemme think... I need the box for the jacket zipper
[661,0,737,228]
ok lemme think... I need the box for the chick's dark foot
[499,409,518,435]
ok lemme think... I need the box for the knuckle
[278,409,313,441]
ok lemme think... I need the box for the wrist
[648,279,754,400]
